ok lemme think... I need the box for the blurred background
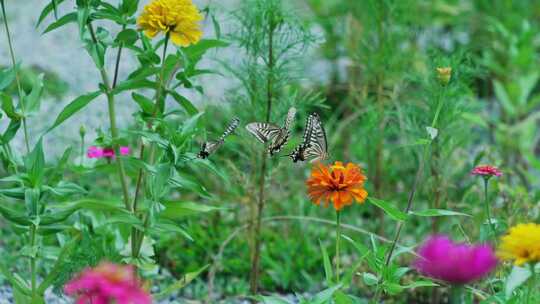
[1,0,540,302]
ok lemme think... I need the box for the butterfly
[288,112,328,163]
[197,117,240,159]
[245,107,297,156]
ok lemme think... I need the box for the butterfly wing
[219,117,240,141]
[289,114,314,162]
[197,118,240,159]
[303,113,328,162]
[245,123,282,144]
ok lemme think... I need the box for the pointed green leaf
[368,198,408,221]
[47,91,101,132]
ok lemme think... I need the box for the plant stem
[483,178,497,243]
[449,285,464,304]
[335,210,341,283]
[29,224,37,299]
[374,82,447,303]
[249,19,275,295]
[132,33,170,259]
[1,0,30,153]
[87,23,131,212]
[526,263,536,304]
[79,134,85,166]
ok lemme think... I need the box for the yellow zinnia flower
[138,0,203,47]
[498,223,540,266]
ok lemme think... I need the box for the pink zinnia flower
[471,165,502,178]
[413,235,497,285]
[64,262,151,304]
[87,146,104,159]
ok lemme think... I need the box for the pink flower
[64,262,151,304]
[413,235,497,285]
[87,146,104,159]
[87,147,131,159]
[120,146,130,156]
[471,165,502,178]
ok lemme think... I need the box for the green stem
[87,22,131,213]
[483,178,497,243]
[449,285,464,304]
[336,210,341,283]
[132,33,170,259]
[79,135,85,166]
[1,0,30,153]
[249,19,275,295]
[29,224,37,299]
[526,263,536,304]
[375,80,447,303]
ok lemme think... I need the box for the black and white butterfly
[197,117,240,159]
[245,107,297,156]
[288,112,328,163]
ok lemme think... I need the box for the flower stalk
[1,0,30,153]
[335,210,341,282]
[526,263,536,304]
[132,32,170,259]
[87,22,132,213]
[449,285,464,304]
[483,177,497,243]
[249,17,275,294]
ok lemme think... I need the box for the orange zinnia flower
[306,161,368,211]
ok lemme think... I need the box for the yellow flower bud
[436,67,452,85]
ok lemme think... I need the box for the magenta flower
[413,235,497,285]
[120,146,130,156]
[471,165,502,178]
[87,146,104,159]
[87,146,131,159]
[64,262,151,304]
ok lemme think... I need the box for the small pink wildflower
[120,146,131,156]
[64,262,151,304]
[87,147,131,159]
[413,235,497,285]
[471,165,502,178]
[87,146,103,159]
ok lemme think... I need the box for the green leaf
[333,290,354,304]
[0,66,16,90]
[505,265,531,298]
[0,203,32,226]
[154,265,209,300]
[319,240,334,286]
[362,272,379,286]
[1,92,20,119]
[254,296,291,304]
[182,39,229,63]
[160,201,221,219]
[368,198,408,221]
[116,29,138,45]
[0,262,31,296]
[120,0,140,16]
[411,209,470,217]
[26,140,45,187]
[22,74,44,116]
[37,234,81,294]
[112,78,155,94]
[47,91,101,132]
[2,120,21,143]
[168,90,199,115]
[311,284,342,304]
[402,280,439,289]
[132,92,154,114]
[493,80,516,117]
[37,0,66,27]
[43,12,77,34]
